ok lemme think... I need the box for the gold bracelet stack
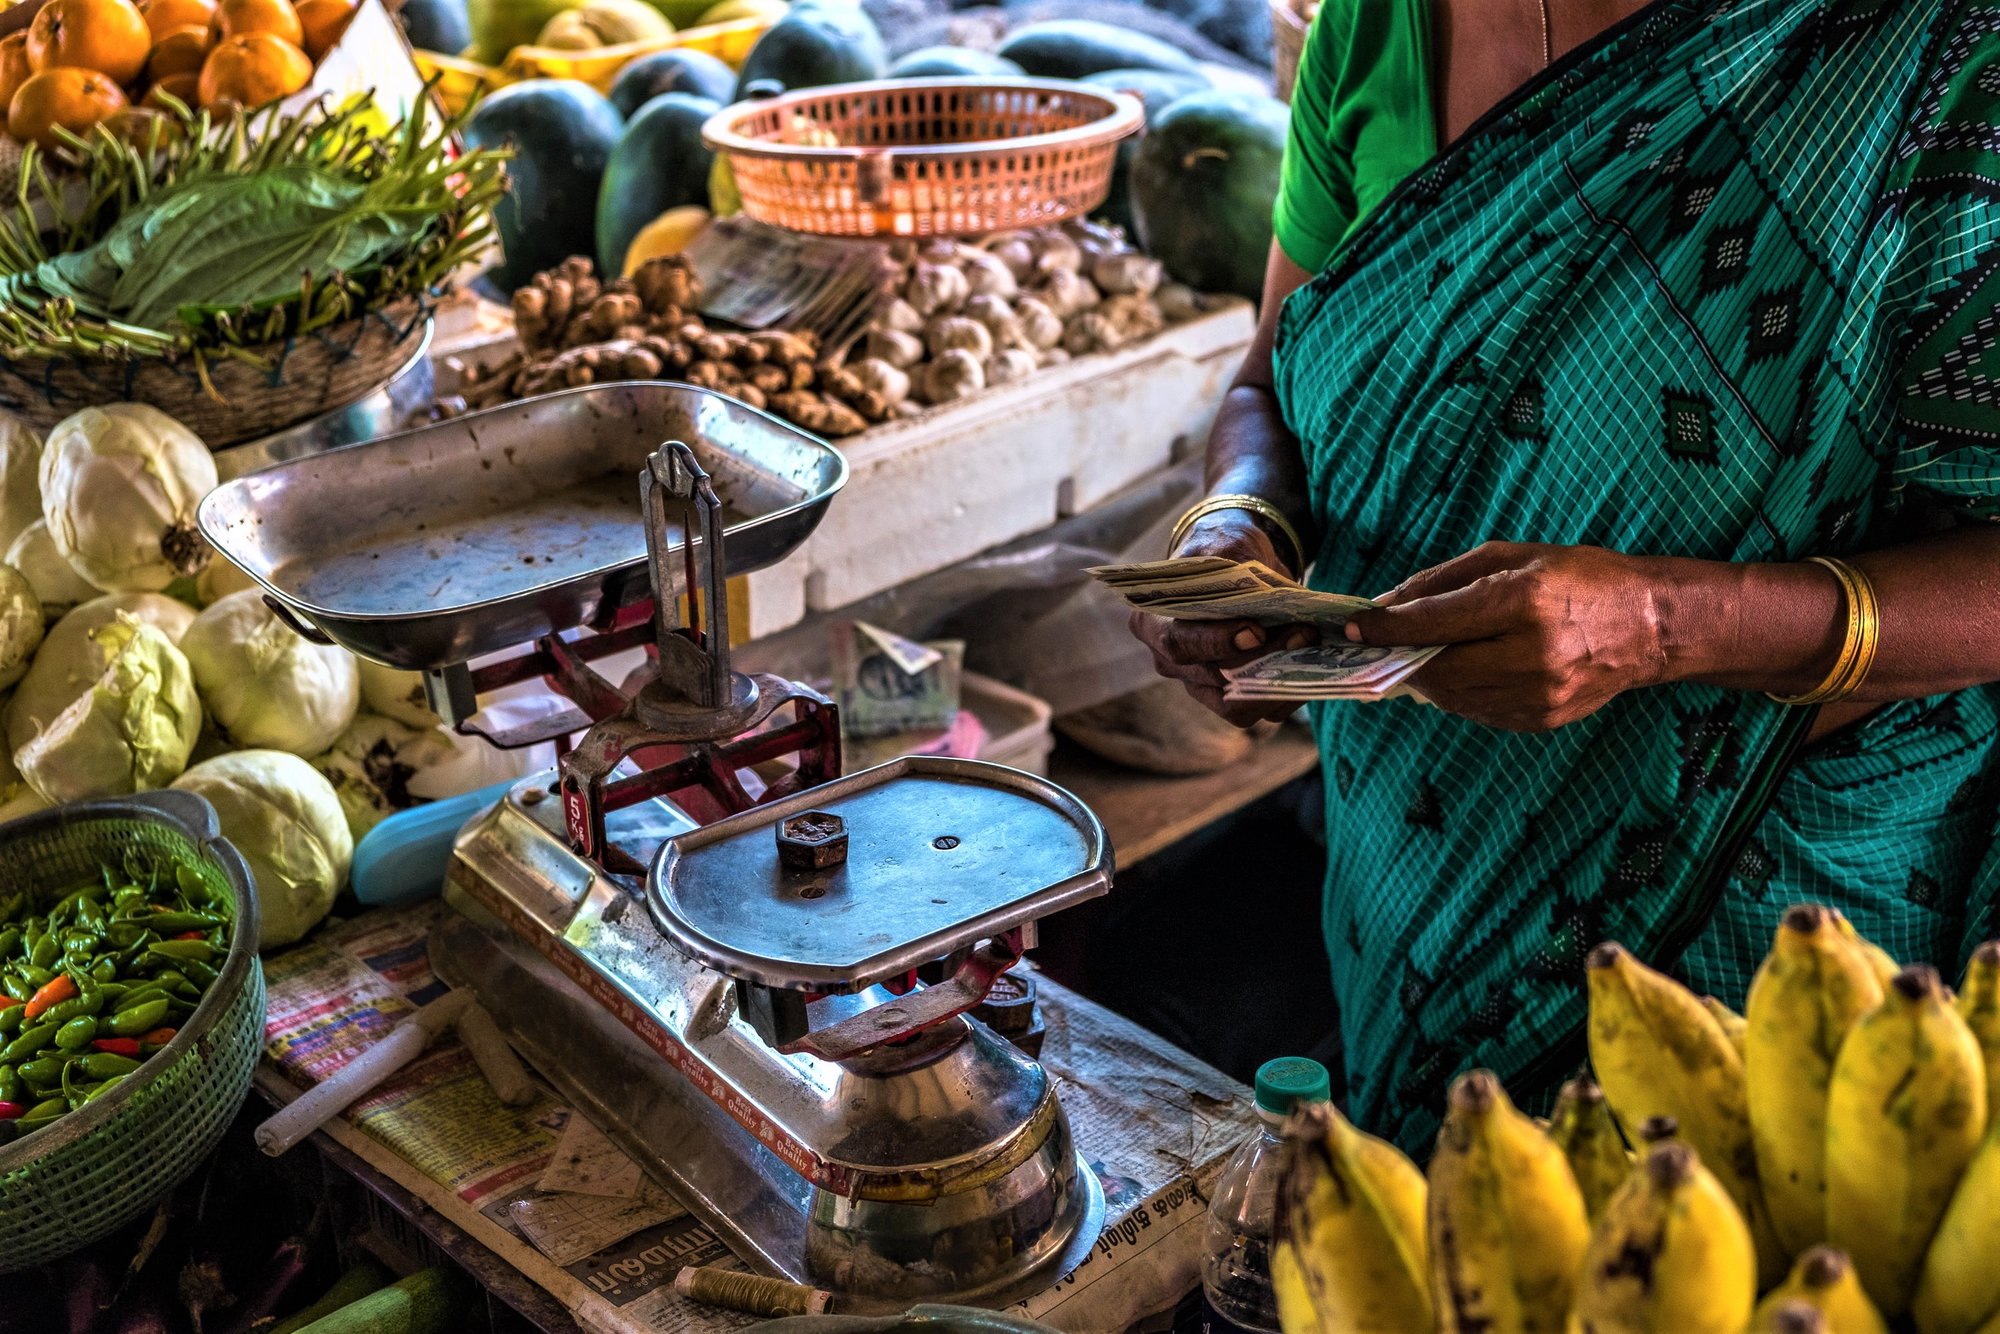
[1767,556,1880,706]
[1169,494,1308,576]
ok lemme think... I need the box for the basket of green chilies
[0,790,264,1271]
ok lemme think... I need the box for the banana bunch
[1272,904,2000,1334]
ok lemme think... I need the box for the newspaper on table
[258,903,1256,1334]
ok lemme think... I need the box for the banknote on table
[1087,556,1376,626]
[1222,643,1442,702]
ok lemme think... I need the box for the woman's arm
[1342,523,2000,733]
[1129,242,1327,726]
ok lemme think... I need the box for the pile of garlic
[819,220,1225,421]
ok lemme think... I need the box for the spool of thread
[673,1266,833,1316]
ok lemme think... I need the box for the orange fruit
[142,69,199,107]
[196,31,308,107]
[7,66,127,150]
[25,0,152,84]
[207,0,301,46]
[138,0,215,38]
[144,23,209,79]
[292,0,351,59]
[0,34,31,114]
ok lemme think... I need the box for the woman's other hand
[1129,509,1319,728]
[1345,541,1673,732]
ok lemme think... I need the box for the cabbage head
[6,520,99,623]
[172,749,351,949]
[180,589,359,756]
[195,555,257,607]
[0,564,42,691]
[311,713,460,839]
[357,659,441,728]
[15,615,202,803]
[39,404,216,592]
[0,412,41,555]
[6,592,199,755]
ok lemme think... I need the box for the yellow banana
[1274,1101,1432,1334]
[1585,942,1781,1282]
[1832,911,1901,989]
[1704,995,1749,1058]
[1956,940,2000,1117]
[1751,1247,1889,1334]
[1576,1139,1755,1334]
[1425,1071,1590,1333]
[1746,904,1886,1258]
[1759,1299,1830,1334]
[1913,1117,2000,1334]
[1826,965,1989,1318]
[1547,1074,1630,1224]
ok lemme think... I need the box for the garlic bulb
[866,328,927,369]
[962,294,1023,350]
[924,315,994,362]
[1014,297,1064,351]
[0,563,42,691]
[987,349,1038,386]
[1156,283,1207,323]
[40,404,215,592]
[1101,293,1166,342]
[849,358,912,408]
[1037,268,1102,318]
[876,297,925,334]
[905,261,969,317]
[6,520,98,622]
[0,412,42,554]
[1062,310,1125,356]
[1092,252,1164,297]
[1032,231,1082,275]
[960,250,1018,299]
[985,232,1036,280]
[921,350,986,404]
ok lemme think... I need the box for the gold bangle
[1169,494,1308,576]
[1768,556,1875,706]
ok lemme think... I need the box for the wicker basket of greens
[0,789,263,1271]
[0,94,506,447]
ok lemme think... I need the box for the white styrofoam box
[968,671,1055,777]
[744,299,1255,637]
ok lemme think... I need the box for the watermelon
[1082,66,1209,234]
[398,0,471,53]
[997,20,1201,80]
[597,93,720,276]
[888,46,1024,78]
[465,80,626,291]
[733,1,885,98]
[610,47,736,117]
[1130,89,1288,300]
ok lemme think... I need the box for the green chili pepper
[92,961,119,985]
[77,1053,138,1079]
[54,1017,96,1050]
[0,929,19,960]
[16,963,52,989]
[113,985,164,1013]
[28,934,56,969]
[144,939,215,964]
[17,1096,66,1131]
[180,958,219,989]
[0,1065,19,1104]
[139,911,225,934]
[0,1023,56,1063]
[105,999,169,1036]
[83,1074,125,1103]
[18,1055,68,1086]
[41,991,103,1026]
[73,899,105,933]
[0,1006,21,1036]
[0,973,27,1003]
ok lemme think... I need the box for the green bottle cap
[1253,1057,1331,1116]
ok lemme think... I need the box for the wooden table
[1047,721,1319,866]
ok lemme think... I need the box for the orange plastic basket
[703,77,1143,237]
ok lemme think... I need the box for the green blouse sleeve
[1273,0,1436,276]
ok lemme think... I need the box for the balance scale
[199,385,1115,1305]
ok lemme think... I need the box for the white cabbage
[6,593,199,755]
[311,713,460,839]
[195,555,258,607]
[0,412,42,554]
[179,589,359,756]
[6,520,100,621]
[39,404,216,592]
[15,615,202,803]
[357,659,442,728]
[172,749,351,949]
[0,564,42,691]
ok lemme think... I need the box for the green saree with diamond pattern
[1275,0,2000,1150]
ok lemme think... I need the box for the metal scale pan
[195,382,847,671]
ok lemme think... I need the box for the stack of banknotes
[1089,556,1440,702]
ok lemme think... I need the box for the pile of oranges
[0,0,357,150]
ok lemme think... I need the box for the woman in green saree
[1131,0,2000,1151]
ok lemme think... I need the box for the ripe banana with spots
[1273,1100,1432,1334]
[1746,904,1886,1258]
[1826,965,1988,1318]
[1547,1074,1629,1224]
[1751,1247,1888,1334]
[1913,1115,2000,1334]
[1759,1300,1830,1334]
[1831,911,1900,989]
[1425,1070,1590,1333]
[1703,995,1748,1058]
[1575,1138,1755,1334]
[1585,942,1781,1282]
[1956,940,2000,1116]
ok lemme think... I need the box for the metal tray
[646,757,1112,993]
[196,383,847,670]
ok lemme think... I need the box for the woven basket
[0,791,265,1272]
[704,78,1143,238]
[0,301,430,449]
[1272,0,1312,102]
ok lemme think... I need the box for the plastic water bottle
[1201,1056,1333,1334]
